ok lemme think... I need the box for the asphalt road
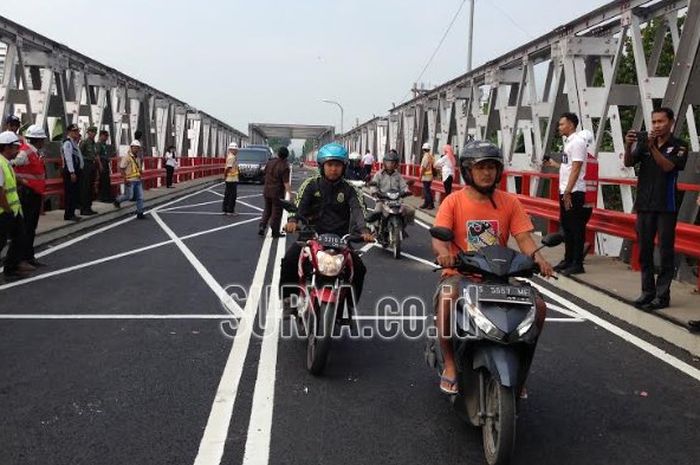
[1,167,699,465]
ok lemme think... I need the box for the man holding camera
[624,107,688,311]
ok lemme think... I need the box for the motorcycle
[366,187,411,259]
[425,226,563,465]
[280,199,367,375]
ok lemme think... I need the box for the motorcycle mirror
[541,232,564,247]
[279,199,298,213]
[429,227,454,242]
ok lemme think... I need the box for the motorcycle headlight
[465,302,505,340]
[387,192,400,200]
[515,308,536,338]
[316,250,345,277]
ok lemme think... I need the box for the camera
[636,130,648,140]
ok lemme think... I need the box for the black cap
[5,114,20,125]
[66,123,80,132]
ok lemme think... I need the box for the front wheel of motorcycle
[306,301,336,375]
[390,222,401,259]
[482,373,516,465]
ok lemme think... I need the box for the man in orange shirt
[432,141,554,394]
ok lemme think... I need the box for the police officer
[79,126,100,215]
[624,107,689,311]
[96,130,114,201]
[0,131,35,280]
[61,124,84,221]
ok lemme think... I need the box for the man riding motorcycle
[369,151,415,235]
[281,143,374,312]
[432,140,555,394]
[346,152,365,181]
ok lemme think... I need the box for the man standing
[419,142,435,210]
[624,107,688,311]
[361,149,374,180]
[0,131,35,280]
[4,115,21,134]
[96,130,113,202]
[222,143,239,216]
[79,126,100,215]
[113,140,146,219]
[61,124,84,221]
[547,113,588,276]
[259,146,291,237]
[14,124,47,267]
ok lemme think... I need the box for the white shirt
[434,154,454,179]
[165,151,178,167]
[361,153,374,166]
[560,134,587,193]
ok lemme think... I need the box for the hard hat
[0,130,20,145]
[130,140,142,147]
[25,124,47,139]
[422,142,431,151]
[228,142,239,150]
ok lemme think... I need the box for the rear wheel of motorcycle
[482,373,516,465]
[306,302,335,375]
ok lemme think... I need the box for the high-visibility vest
[584,152,599,208]
[0,155,22,215]
[14,143,46,195]
[124,153,141,181]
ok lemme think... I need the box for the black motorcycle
[366,186,411,259]
[426,226,563,465]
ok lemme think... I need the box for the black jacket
[291,175,368,236]
[631,136,688,212]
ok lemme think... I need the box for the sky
[1,0,610,141]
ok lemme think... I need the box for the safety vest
[0,155,22,215]
[14,143,46,195]
[584,152,599,208]
[124,153,141,181]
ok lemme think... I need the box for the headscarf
[443,144,457,178]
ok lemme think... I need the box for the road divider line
[0,314,241,319]
[242,209,288,465]
[237,200,264,213]
[528,280,700,382]
[151,212,243,317]
[158,199,222,212]
[193,230,275,465]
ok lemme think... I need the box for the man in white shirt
[61,124,84,221]
[547,112,588,275]
[361,150,374,179]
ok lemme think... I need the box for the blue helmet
[316,143,349,169]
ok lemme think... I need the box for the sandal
[439,372,458,395]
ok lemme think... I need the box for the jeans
[116,180,144,214]
[422,181,434,207]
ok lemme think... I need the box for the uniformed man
[78,126,101,215]
[14,124,48,267]
[624,107,689,311]
[0,131,35,280]
[61,124,84,221]
[96,130,114,202]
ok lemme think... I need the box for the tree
[267,137,291,152]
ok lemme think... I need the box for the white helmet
[421,142,431,151]
[25,124,47,139]
[130,140,141,147]
[349,152,361,161]
[228,142,239,150]
[0,130,20,145]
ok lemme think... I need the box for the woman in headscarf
[434,144,456,195]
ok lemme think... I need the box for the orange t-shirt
[433,188,534,277]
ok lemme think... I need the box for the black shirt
[292,175,368,236]
[631,136,688,212]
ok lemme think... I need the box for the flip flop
[439,373,458,395]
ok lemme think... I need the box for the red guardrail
[43,156,226,208]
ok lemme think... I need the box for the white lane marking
[207,189,224,197]
[0,217,261,291]
[528,280,700,382]
[151,212,242,317]
[241,207,289,465]
[237,200,264,212]
[359,242,376,253]
[34,183,224,260]
[401,250,439,268]
[159,211,259,216]
[0,314,240,320]
[545,303,586,320]
[415,219,431,230]
[193,231,275,465]
[158,199,222,212]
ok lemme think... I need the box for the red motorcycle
[280,200,367,375]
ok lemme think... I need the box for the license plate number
[478,285,532,304]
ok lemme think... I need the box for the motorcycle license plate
[477,284,532,305]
